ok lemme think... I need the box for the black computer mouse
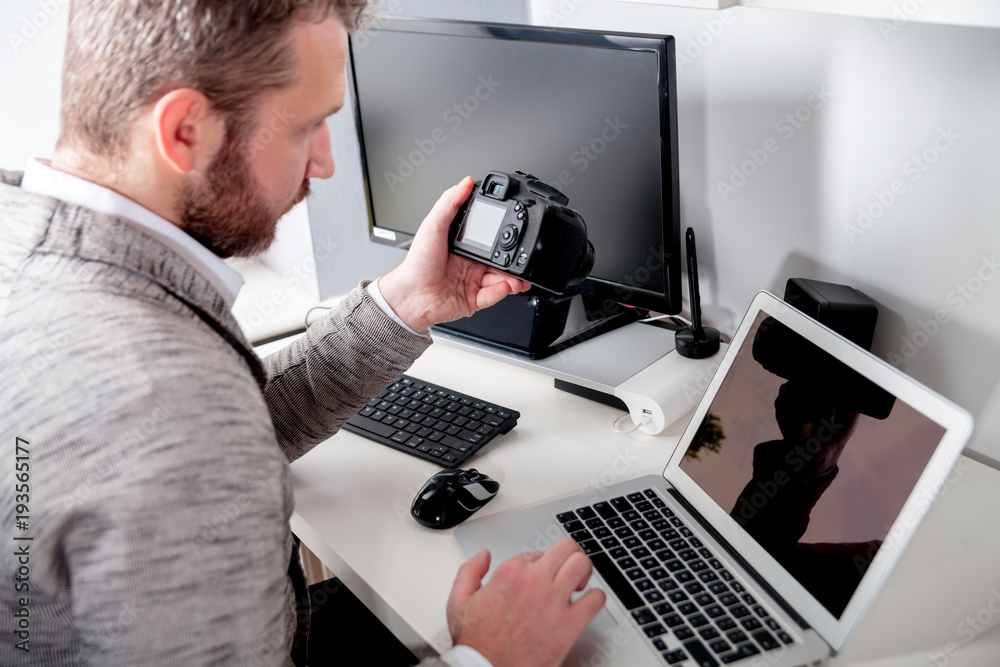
[410,468,500,529]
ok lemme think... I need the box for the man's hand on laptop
[446,537,606,667]
[378,177,530,334]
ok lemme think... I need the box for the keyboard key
[683,639,719,667]
[664,649,686,664]
[674,625,694,640]
[636,579,655,592]
[632,608,655,625]
[653,602,673,616]
[610,497,632,513]
[753,630,780,651]
[709,640,731,654]
[726,630,748,645]
[705,605,726,619]
[643,623,667,638]
[589,552,644,610]
[577,507,597,520]
[717,618,736,631]
[594,502,616,519]
[345,415,396,438]
[630,546,651,559]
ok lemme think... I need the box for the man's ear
[151,88,225,174]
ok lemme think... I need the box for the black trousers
[306,578,419,666]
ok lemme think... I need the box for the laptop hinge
[666,487,812,631]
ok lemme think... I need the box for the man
[0,1,605,665]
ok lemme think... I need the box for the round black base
[675,326,721,359]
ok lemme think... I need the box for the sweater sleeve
[262,282,432,463]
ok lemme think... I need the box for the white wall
[3,1,997,466]
[529,0,1000,466]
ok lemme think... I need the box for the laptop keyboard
[556,488,795,666]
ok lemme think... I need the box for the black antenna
[675,227,720,359]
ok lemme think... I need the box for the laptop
[455,291,973,667]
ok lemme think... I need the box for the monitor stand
[431,292,680,410]
[431,290,640,360]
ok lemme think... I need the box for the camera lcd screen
[458,199,507,251]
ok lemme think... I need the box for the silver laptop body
[456,291,974,667]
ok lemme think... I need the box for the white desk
[285,339,1000,666]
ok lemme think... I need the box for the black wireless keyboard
[343,375,519,466]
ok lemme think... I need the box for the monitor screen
[348,19,681,314]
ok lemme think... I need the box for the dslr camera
[449,171,595,294]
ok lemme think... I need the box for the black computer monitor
[349,18,681,358]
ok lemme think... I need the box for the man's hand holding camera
[378,176,531,333]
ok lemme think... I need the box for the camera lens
[567,241,596,287]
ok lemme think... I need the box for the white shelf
[618,0,738,9]
[617,0,1000,29]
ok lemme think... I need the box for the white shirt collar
[20,158,243,308]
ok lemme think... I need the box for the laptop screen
[677,310,946,619]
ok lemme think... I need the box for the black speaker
[784,278,878,351]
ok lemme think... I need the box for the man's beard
[180,130,310,258]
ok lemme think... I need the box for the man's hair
[59,0,369,160]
